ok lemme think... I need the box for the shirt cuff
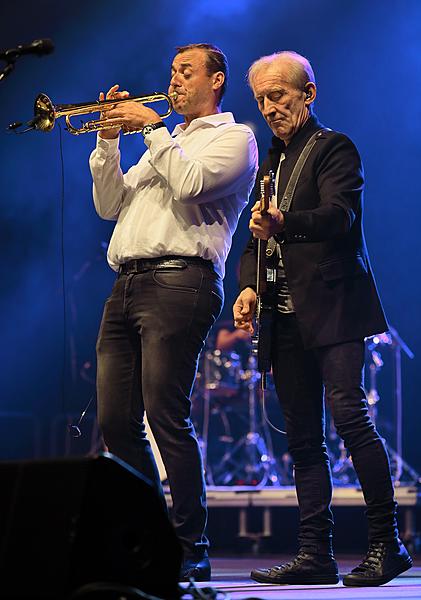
[95,134,120,155]
[143,125,172,149]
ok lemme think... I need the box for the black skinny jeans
[96,260,223,558]
[271,313,398,555]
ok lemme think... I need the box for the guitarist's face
[251,62,315,145]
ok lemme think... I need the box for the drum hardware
[165,323,421,488]
[326,339,385,485]
[190,347,239,485]
[366,329,418,485]
[200,346,212,479]
[206,355,281,487]
[203,349,243,397]
[327,329,419,486]
[329,437,357,486]
[366,348,382,424]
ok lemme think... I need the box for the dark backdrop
[0,0,420,473]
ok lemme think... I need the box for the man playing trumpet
[89,43,258,581]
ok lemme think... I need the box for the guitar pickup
[266,268,277,283]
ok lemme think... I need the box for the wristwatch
[141,122,166,137]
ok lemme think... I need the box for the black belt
[118,255,214,275]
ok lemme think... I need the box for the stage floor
[181,556,421,599]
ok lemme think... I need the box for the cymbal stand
[366,329,419,485]
[366,345,383,425]
[200,349,212,481]
[327,339,383,484]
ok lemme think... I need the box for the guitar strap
[266,127,331,258]
[255,128,332,387]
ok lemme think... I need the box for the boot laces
[358,543,387,571]
[272,551,308,572]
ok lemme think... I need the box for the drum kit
[188,325,418,488]
[192,345,284,487]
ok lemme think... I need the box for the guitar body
[253,294,274,386]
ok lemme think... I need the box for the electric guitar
[252,171,276,390]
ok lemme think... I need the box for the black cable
[58,122,67,416]
[261,389,286,435]
[56,129,99,438]
[68,394,95,438]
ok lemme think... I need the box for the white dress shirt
[89,112,258,278]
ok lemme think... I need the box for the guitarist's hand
[233,287,257,334]
[250,201,285,240]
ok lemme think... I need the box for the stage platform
[166,485,421,548]
[181,556,421,599]
[165,484,420,508]
[201,484,420,507]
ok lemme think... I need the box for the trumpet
[30,91,177,135]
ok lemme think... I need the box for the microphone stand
[0,59,16,83]
[0,46,24,83]
[0,39,54,83]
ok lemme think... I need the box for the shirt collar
[171,112,235,136]
[269,113,324,157]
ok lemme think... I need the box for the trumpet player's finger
[100,94,131,117]
[105,84,120,99]
[98,117,123,128]
[105,85,130,101]
[109,90,130,100]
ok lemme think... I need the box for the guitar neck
[256,172,274,296]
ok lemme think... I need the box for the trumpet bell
[34,93,56,132]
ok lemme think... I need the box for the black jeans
[271,313,398,555]
[96,260,223,558]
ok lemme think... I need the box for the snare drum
[202,349,243,398]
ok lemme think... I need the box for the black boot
[343,540,412,586]
[251,551,339,585]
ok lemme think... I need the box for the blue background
[0,0,420,472]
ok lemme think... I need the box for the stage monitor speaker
[0,453,182,599]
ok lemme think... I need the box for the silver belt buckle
[155,259,187,270]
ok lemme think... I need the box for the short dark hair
[175,43,229,105]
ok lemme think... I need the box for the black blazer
[239,114,387,349]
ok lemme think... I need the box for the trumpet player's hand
[98,84,130,139]
[100,84,163,135]
[249,201,285,240]
[233,287,256,335]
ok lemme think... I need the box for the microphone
[0,39,55,61]
[6,116,40,133]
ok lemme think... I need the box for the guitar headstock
[260,170,275,214]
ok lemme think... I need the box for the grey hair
[247,51,316,91]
